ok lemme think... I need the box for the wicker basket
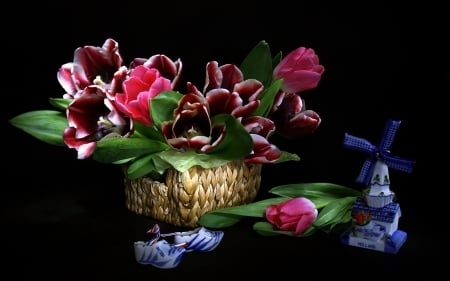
[124,160,262,227]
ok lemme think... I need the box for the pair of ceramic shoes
[134,224,224,269]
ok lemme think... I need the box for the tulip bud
[273,47,325,93]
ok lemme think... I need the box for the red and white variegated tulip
[269,92,321,139]
[57,38,124,99]
[161,93,213,151]
[63,85,131,159]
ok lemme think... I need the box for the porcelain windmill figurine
[343,119,415,208]
[340,119,416,254]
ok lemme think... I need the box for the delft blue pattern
[183,228,224,252]
[342,119,415,186]
[354,222,386,240]
[134,224,187,269]
[134,240,186,269]
[163,227,224,252]
[134,224,224,268]
[353,197,399,223]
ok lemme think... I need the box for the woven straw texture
[124,160,262,227]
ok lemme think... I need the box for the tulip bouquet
[9,38,324,180]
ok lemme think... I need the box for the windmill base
[340,229,407,254]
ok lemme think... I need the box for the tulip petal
[282,70,322,93]
[219,64,243,91]
[294,209,318,235]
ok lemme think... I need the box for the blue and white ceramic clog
[162,227,224,252]
[134,239,186,269]
[134,224,187,269]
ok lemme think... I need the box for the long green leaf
[202,197,287,217]
[198,197,287,228]
[269,183,362,199]
[252,221,283,236]
[49,98,71,110]
[309,197,345,209]
[253,221,318,237]
[196,212,243,228]
[272,51,282,69]
[92,137,168,163]
[9,110,67,146]
[313,196,356,230]
[252,79,282,117]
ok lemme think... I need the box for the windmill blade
[342,119,415,188]
[342,133,377,154]
[383,154,415,174]
[356,158,377,186]
[379,119,401,151]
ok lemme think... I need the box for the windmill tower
[340,119,415,254]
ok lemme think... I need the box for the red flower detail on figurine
[353,210,372,226]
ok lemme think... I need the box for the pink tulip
[130,54,183,91]
[273,47,325,93]
[115,65,172,126]
[265,197,318,235]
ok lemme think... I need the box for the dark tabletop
[3,1,444,279]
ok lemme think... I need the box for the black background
[3,1,447,279]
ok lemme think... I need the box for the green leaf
[133,122,165,142]
[240,40,273,86]
[9,110,67,146]
[307,197,340,209]
[158,150,230,172]
[49,98,71,110]
[253,221,318,237]
[204,197,287,217]
[313,196,356,231]
[150,91,183,129]
[253,221,283,236]
[198,197,287,228]
[206,114,253,159]
[269,183,362,200]
[275,150,300,164]
[150,155,172,175]
[92,137,169,163]
[318,209,352,234]
[272,51,282,69]
[126,154,157,179]
[197,212,243,228]
[301,225,319,237]
[252,79,283,117]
